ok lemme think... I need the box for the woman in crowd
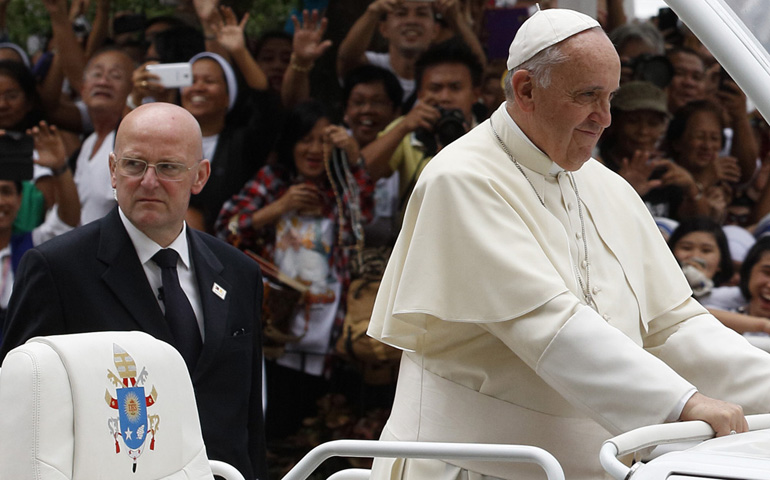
[669,216,734,299]
[0,60,49,231]
[734,237,770,337]
[180,9,283,232]
[215,100,374,441]
[663,99,742,222]
[669,217,770,335]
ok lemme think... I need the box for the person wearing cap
[598,80,705,220]
[367,8,770,479]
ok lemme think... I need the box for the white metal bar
[665,0,770,123]
[209,459,246,480]
[281,440,565,480]
[599,414,770,479]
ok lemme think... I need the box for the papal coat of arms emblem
[105,343,160,472]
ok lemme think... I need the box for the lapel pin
[212,283,227,300]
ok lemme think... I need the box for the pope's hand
[680,392,747,437]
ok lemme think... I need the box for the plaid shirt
[215,164,374,335]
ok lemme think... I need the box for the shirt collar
[498,102,564,177]
[118,207,191,269]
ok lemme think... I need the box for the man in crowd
[337,0,484,102]
[361,39,481,208]
[72,47,135,224]
[367,8,770,479]
[0,103,266,480]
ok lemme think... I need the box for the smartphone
[145,63,193,88]
[0,132,34,181]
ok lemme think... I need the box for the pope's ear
[511,70,535,113]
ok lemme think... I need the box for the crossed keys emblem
[104,343,160,472]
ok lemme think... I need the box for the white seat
[325,469,370,480]
[0,331,243,480]
[281,439,565,480]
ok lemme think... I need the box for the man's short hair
[251,30,292,58]
[342,65,403,111]
[415,39,483,91]
[151,26,205,63]
[666,46,704,67]
[503,43,569,100]
[84,45,136,72]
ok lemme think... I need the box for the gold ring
[141,80,148,88]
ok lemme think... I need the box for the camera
[622,54,674,89]
[416,107,467,157]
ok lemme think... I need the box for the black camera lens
[630,54,674,89]
[435,107,466,149]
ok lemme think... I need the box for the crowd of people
[3,0,770,478]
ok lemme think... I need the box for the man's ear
[191,159,211,195]
[511,70,536,113]
[109,152,118,189]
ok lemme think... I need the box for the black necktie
[152,249,202,369]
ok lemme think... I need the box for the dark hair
[145,15,188,32]
[152,26,205,63]
[252,30,292,58]
[668,216,733,287]
[0,60,39,130]
[663,99,725,159]
[414,38,483,91]
[740,236,770,299]
[342,64,403,111]
[666,46,704,66]
[274,100,329,179]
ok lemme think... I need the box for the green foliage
[4,0,296,52]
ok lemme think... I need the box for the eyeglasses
[84,68,127,82]
[115,157,193,181]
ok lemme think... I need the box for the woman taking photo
[215,100,373,441]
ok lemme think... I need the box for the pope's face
[528,30,620,171]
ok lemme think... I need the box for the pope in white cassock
[367,7,770,480]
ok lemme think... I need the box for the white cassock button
[567,202,574,211]
[581,260,588,268]
[592,286,601,295]
[576,231,582,240]
[603,314,611,321]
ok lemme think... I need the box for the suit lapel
[188,230,231,379]
[97,208,175,342]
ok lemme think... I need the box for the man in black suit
[0,103,267,480]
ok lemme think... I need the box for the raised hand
[291,9,333,66]
[215,6,249,54]
[617,149,666,196]
[325,125,360,163]
[27,121,67,172]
